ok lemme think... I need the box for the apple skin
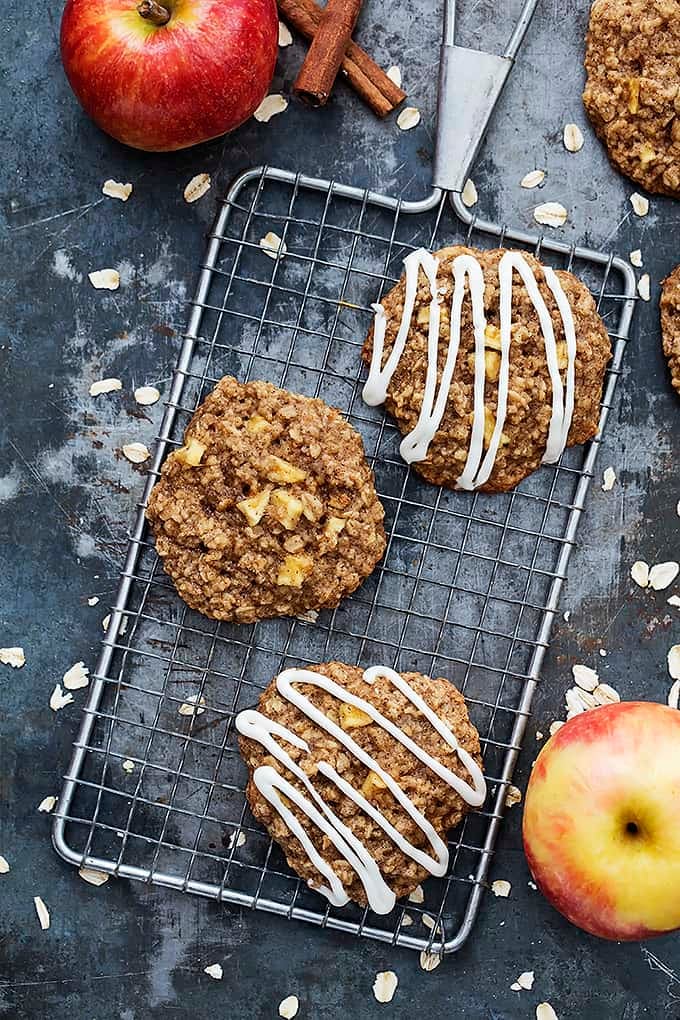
[60,0,278,152]
[523,701,680,941]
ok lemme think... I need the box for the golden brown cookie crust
[146,378,386,622]
[238,661,483,907]
[583,0,680,197]
[361,246,611,493]
[661,265,680,394]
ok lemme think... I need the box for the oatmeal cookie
[661,264,680,394]
[583,0,680,197]
[361,245,611,493]
[237,662,485,910]
[146,378,385,622]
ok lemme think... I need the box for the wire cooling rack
[53,167,637,953]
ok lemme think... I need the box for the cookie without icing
[583,0,680,197]
[146,377,386,622]
[361,245,611,493]
[237,662,485,911]
[660,265,680,394]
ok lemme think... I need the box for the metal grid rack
[53,167,636,954]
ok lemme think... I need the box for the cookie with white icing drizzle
[237,661,485,912]
[361,245,611,492]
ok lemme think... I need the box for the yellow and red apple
[60,0,278,151]
[523,701,680,940]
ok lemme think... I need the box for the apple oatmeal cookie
[361,245,611,493]
[236,661,486,912]
[661,264,680,394]
[583,0,680,197]
[146,377,386,622]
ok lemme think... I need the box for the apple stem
[137,0,171,26]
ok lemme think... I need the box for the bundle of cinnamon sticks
[278,0,406,117]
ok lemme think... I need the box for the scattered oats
[536,1005,559,1020]
[122,759,135,773]
[204,963,223,981]
[296,609,319,624]
[89,378,122,397]
[0,647,25,668]
[78,867,110,886]
[254,94,288,122]
[631,560,650,588]
[102,614,127,634]
[63,661,89,691]
[511,971,535,990]
[528,880,537,890]
[630,249,643,267]
[668,679,680,710]
[122,442,150,464]
[259,231,287,259]
[397,106,421,131]
[505,785,522,808]
[521,169,545,189]
[668,595,680,609]
[461,179,478,207]
[278,21,293,46]
[102,179,132,201]
[535,730,544,740]
[178,694,206,716]
[278,995,299,1019]
[38,796,57,813]
[565,689,586,716]
[602,466,616,491]
[422,914,437,930]
[549,720,564,736]
[408,884,424,903]
[386,65,402,87]
[87,596,99,606]
[563,610,571,622]
[563,123,585,152]
[649,562,679,591]
[491,879,511,897]
[593,682,620,705]
[572,664,599,692]
[183,173,211,204]
[599,648,608,657]
[400,913,414,926]
[134,385,160,406]
[34,896,50,930]
[533,202,568,228]
[668,645,680,681]
[677,499,680,518]
[50,684,73,711]
[419,951,442,972]
[228,830,247,850]
[638,274,651,302]
[373,971,398,1003]
[88,269,120,291]
[630,192,649,216]
[0,856,9,874]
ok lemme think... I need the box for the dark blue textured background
[2,1,679,1016]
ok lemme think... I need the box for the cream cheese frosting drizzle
[362,247,577,489]
[236,665,486,914]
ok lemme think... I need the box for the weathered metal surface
[2,0,679,1016]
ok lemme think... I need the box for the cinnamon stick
[294,0,363,107]
[278,0,406,117]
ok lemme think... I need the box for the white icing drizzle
[235,665,486,915]
[362,247,577,489]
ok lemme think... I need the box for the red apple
[523,701,680,940]
[60,0,278,152]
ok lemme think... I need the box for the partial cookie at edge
[661,265,680,394]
